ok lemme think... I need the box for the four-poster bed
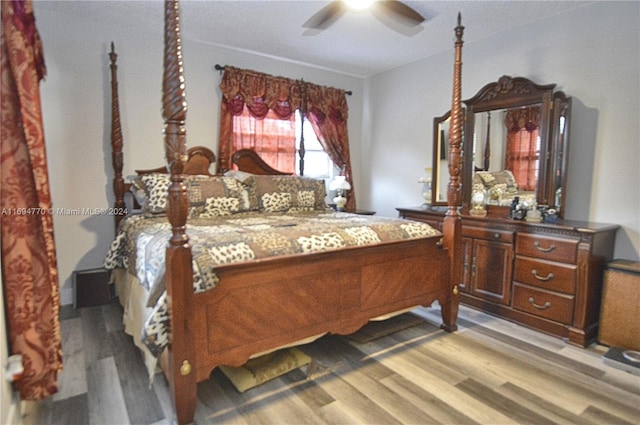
[106,1,464,423]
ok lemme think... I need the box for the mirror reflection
[470,106,542,207]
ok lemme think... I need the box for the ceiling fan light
[343,0,375,12]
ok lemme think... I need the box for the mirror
[456,75,571,217]
[431,111,452,206]
[469,107,542,206]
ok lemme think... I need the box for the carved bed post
[109,43,126,232]
[162,1,197,424]
[441,13,464,332]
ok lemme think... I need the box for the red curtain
[232,105,296,173]
[1,0,62,399]
[306,84,356,211]
[217,66,355,209]
[504,107,541,191]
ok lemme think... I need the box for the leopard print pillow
[199,196,241,217]
[248,175,327,212]
[139,173,252,216]
[261,192,292,212]
[140,174,171,214]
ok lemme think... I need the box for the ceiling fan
[303,0,426,33]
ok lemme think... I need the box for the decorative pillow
[199,196,240,217]
[471,174,486,193]
[261,191,292,212]
[475,170,518,193]
[140,173,171,214]
[129,176,148,210]
[246,175,327,212]
[186,175,251,212]
[139,173,252,216]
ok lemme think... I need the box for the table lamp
[329,176,351,211]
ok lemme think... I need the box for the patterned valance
[219,66,348,121]
[504,106,541,133]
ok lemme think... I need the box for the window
[294,111,338,179]
[232,107,296,173]
[233,107,337,178]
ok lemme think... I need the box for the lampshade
[329,176,351,191]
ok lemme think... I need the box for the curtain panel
[1,0,62,400]
[217,66,356,210]
[504,107,541,191]
[305,84,355,210]
[233,107,297,174]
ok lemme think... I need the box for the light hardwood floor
[22,301,639,425]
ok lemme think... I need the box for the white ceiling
[34,0,593,78]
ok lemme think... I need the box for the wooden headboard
[133,146,216,176]
[232,149,292,176]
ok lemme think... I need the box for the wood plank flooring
[21,301,639,425]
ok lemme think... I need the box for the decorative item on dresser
[397,206,619,347]
[105,2,466,424]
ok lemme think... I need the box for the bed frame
[109,2,464,423]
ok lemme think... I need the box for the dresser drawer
[516,233,578,263]
[513,256,577,294]
[512,283,574,324]
[463,226,514,244]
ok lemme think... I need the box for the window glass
[294,111,338,179]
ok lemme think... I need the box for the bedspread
[104,210,441,356]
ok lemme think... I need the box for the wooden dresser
[398,206,619,347]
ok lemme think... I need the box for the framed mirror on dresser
[460,75,572,217]
[399,75,618,347]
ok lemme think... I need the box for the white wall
[34,5,364,305]
[364,1,640,261]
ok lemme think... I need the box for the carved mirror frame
[456,75,571,217]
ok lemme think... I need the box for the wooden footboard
[163,236,449,422]
[191,238,449,381]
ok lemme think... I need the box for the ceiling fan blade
[378,1,425,26]
[303,1,347,30]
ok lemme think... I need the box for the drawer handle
[528,297,551,310]
[532,269,554,282]
[534,241,556,253]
